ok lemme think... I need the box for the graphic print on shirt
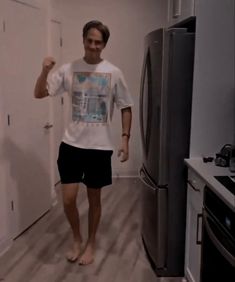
[72,72,111,124]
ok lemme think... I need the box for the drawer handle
[196,213,202,245]
[173,0,181,18]
[188,180,200,192]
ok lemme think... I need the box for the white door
[2,0,51,238]
[0,0,11,252]
[50,20,64,187]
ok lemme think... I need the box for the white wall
[50,0,168,176]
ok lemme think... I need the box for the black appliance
[139,25,195,276]
[200,186,235,281]
[214,175,235,195]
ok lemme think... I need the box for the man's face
[83,28,106,63]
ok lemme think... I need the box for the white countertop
[185,158,235,210]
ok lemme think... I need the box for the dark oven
[200,186,235,281]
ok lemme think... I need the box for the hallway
[0,178,159,282]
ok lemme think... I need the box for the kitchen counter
[185,158,235,210]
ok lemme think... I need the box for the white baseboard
[112,174,139,178]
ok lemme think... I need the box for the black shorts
[57,142,113,188]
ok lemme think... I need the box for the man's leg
[79,187,102,265]
[62,183,82,262]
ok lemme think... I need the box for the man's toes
[67,256,78,262]
[78,256,94,265]
[66,251,79,262]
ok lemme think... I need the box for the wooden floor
[0,178,184,282]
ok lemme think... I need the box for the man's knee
[63,197,77,211]
[62,183,78,208]
[87,189,102,208]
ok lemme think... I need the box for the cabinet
[167,0,195,27]
[184,169,204,282]
[190,0,235,156]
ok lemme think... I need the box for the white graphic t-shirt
[48,59,133,150]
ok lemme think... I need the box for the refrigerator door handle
[139,48,152,158]
[140,166,168,268]
[139,167,156,191]
[139,54,146,150]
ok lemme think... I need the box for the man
[34,20,133,265]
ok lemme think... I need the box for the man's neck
[83,56,103,65]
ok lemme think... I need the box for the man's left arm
[118,107,132,162]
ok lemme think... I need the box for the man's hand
[119,107,131,162]
[34,57,56,98]
[118,138,129,162]
[42,57,56,73]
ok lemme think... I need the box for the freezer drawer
[140,167,167,269]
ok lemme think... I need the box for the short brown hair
[83,20,110,45]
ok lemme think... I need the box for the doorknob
[44,122,53,129]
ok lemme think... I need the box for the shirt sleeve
[114,69,134,110]
[47,65,66,97]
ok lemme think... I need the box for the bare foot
[66,240,82,262]
[79,243,95,265]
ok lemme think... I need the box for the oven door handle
[203,212,235,267]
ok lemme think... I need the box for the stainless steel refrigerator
[139,26,195,276]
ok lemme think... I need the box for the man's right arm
[34,57,56,99]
